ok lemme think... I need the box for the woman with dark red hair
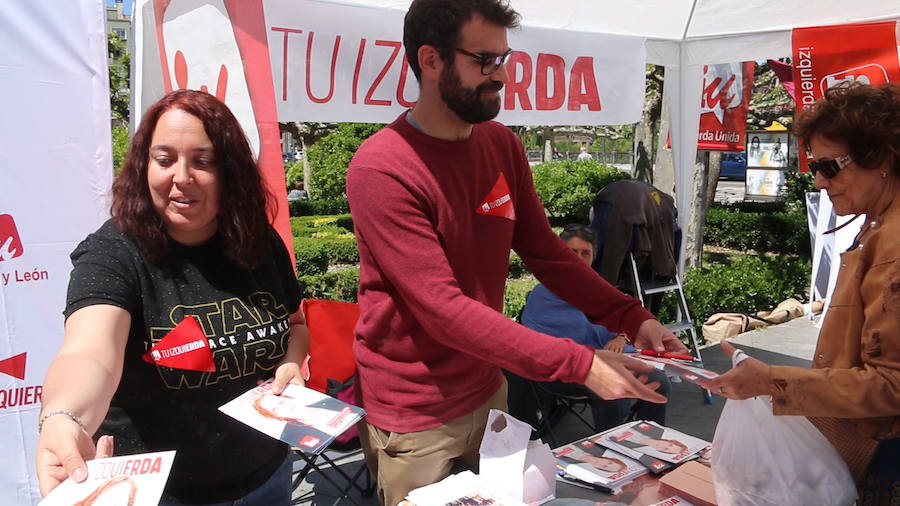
[36,89,309,505]
[702,82,900,503]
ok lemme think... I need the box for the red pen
[639,349,698,362]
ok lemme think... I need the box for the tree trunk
[653,92,675,197]
[301,136,312,194]
[706,151,722,208]
[542,126,555,162]
[685,151,710,270]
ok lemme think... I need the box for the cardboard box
[658,461,717,506]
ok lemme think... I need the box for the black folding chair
[291,301,375,505]
[291,441,373,505]
[504,370,597,447]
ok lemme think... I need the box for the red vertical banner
[149,0,294,262]
[792,21,900,171]
[697,61,755,151]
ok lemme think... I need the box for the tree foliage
[306,123,383,200]
[531,160,630,221]
[112,125,130,175]
[748,61,794,130]
[108,31,130,124]
[284,160,304,188]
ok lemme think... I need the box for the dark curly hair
[403,0,519,82]
[111,89,273,268]
[793,82,900,177]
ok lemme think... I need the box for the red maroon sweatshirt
[346,114,653,433]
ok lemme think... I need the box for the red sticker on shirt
[142,316,215,372]
[476,173,516,220]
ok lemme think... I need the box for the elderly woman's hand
[698,341,772,399]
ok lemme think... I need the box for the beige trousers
[359,380,508,506]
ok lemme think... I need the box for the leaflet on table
[627,353,719,385]
[403,470,528,506]
[599,421,710,466]
[649,496,696,506]
[39,450,175,505]
[554,435,648,489]
[219,379,364,454]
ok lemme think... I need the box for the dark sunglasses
[454,47,513,75]
[806,153,852,179]
[562,223,597,240]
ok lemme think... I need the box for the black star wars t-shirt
[64,220,301,503]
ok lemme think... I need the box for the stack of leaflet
[403,470,528,506]
[219,379,365,455]
[627,351,719,385]
[597,421,710,475]
[554,435,648,492]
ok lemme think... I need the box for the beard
[438,64,503,124]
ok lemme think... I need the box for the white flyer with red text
[39,450,175,505]
[219,379,364,454]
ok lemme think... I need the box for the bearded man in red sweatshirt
[346,1,688,503]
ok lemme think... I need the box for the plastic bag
[710,351,857,506]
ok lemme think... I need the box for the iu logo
[299,435,321,448]
[820,64,890,94]
[0,214,24,261]
[700,63,743,124]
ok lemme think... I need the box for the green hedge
[704,208,810,257]
[503,277,539,321]
[289,198,350,217]
[297,267,539,320]
[291,215,358,275]
[290,214,352,237]
[658,255,811,333]
[298,268,360,302]
[532,160,630,222]
[712,201,788,214]
[294,238,330,275]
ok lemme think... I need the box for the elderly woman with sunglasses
[700,82,900,502]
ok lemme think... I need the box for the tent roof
[512,0,900,42]
[333,0,900,64]
[312,0,900,263]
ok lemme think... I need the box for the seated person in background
[521,224,672,431]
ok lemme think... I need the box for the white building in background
[106,0,131,47]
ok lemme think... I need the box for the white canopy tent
[316,0,900,263]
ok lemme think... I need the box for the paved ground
[714,179,745,204]
[290,316,821,505]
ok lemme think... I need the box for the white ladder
[628,253,713,404]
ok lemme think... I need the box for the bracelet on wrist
[38,409,87,434]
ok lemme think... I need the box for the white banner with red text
[0,1,113,504]
[260,0,645,125]
[697,61,754,152]
[792,21,900,171]
[133,0,646,253]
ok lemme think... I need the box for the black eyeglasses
[806,153,852,179]
[454,47,513,75]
